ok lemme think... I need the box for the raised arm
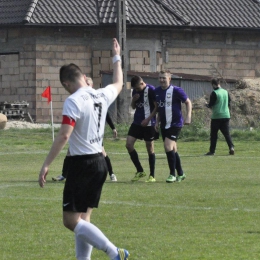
[111,38,123,94]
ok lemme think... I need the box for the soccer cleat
[204,152,215,156]
[145,176,156,182]
[229,147,235,155]
[166,175,176,183]
[113,248,130,260]
[131,172,146,182]
[52,175,66,181]
[110,173,117,181]
[176,173,186,182]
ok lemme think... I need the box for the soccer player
[155,70,192,183]
[126,75,158,182]
[52,77,117,182]
[38,38,129,260]
[204,78,235,155]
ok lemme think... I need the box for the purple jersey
[132,84,156,126]
[155,85,188,128]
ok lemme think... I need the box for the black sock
[129,149,143,172]
[148,153,155,177]
[105,155,113,176]
[166,151,176,176]
[175,152,183,176]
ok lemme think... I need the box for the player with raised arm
[38,39,129,260]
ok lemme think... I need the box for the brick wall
[165,47,258,79]
[35,43,91,122]
[0,27,260,123]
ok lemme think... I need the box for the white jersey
[62,85,117,155]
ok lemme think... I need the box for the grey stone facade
[0,26,259,123]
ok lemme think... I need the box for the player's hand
[132,94,140,101]
[112,38,120,56]
[184,116,191,125]
[141,118,149,127]
[38,166,49,188]
[155,123,160,132]
[113,129,118,138]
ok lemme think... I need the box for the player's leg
[126,124,146,181]
[145,141,156,182]
[164,137,177,183]
[144,126,156,182]
[64,155,129,260]
[102,146,117,181]
[75,209,93,260]
[219,119,234,155]
[206,119,219,155]
[126,135,145,181]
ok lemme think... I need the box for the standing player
[38,39,129,260]
[155,70,192,183]
[126,75,158,182]
[204,78,235,155]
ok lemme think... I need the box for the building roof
[101,70,237,83]
[0,0,260,29]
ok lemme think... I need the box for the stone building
[0,0,260,122]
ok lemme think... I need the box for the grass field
[1,128,260,259]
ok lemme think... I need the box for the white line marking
[0,185,259,213]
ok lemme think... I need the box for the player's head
[211,78,220,89]
[60,63,84,93]
[159,70,171,89]
[131,75,145,92]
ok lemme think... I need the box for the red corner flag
[41,86,52,103]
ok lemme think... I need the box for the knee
[126,143,133,152]
[63,217,76,231]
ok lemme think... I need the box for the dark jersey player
[126,75,158,182]
[155,70,192,183]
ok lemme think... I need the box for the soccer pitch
[0,129,260,260]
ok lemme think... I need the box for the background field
[0,128,260,260]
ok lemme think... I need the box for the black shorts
[127,123,159,141]
[161,126,182,141]
[63,153,107,212]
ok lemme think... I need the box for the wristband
[112,55,121,64]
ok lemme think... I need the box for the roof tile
[0,0,260,28]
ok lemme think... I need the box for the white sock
[75,233,93,260]
[74,219,118,259]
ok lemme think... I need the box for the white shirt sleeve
[62,98,80,122]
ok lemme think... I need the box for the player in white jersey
[38,39,129,260]
[52,77,118,182]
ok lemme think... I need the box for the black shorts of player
[161,126,182,141]
[63,153,107,212]
[128,123,159,141]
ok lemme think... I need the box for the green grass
[1,128,260,259]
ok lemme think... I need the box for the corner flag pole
[49,81,54,142]
[50,99,54,142]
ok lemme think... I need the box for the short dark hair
[131,75,142,87]
[211,78,220,86]
[59,63,83,84]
